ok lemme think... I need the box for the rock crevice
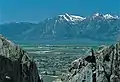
[0,35,43,82]
[61,42,120,82]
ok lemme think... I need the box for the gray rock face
[0,35,43,82]
[61,42,120,82]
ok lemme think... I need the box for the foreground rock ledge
[60,42,120,82]
[0,35,43,82]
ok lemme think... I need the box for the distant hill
[0,13,120,43]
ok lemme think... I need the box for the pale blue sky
[0,0,120,23]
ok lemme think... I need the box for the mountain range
[0,13,120,43]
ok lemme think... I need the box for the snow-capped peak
[64,13,73,21]
[94,13,100,16]
[59,13,86,22]
[93,13,103,18]
[59,13,70,21]
[92,13,120,20]
[57,13,119,23]
[103,14,119,19]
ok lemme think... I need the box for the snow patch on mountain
[94,13,102,17]
[92,13,120,20]
[103,14,119,19]
[71,15,86,21]
[59,13,86,22]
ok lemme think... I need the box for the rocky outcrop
[60,42,120,82]
[0,35,43,82]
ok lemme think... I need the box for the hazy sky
[0,0,120,23]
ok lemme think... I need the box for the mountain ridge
[0,13,120,43]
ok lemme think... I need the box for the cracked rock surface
[0,35,43,82]
[61,42,120,82]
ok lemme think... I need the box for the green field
[20,44,100,82]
